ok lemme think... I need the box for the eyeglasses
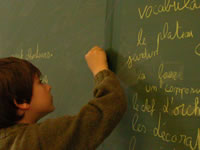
[39,75,48,84]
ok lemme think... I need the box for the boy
[0,46,127,150]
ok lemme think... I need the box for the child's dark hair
[0,57,41,129]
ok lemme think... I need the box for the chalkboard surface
[111,0,200,150]
[1,0,200,150]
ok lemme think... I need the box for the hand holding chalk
[85,46,109,76]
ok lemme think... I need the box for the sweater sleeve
[36,69,127,150]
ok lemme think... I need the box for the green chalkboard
[1,0,200,149]
[109,0,200,150]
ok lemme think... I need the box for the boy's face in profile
[16,74,55,123]
[30,75,55,117]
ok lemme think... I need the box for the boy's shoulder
[0,123,41,150]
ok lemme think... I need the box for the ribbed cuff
[94,69,114,85]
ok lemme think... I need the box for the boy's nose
[47,84,52,91]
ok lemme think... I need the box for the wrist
[93,67,109,76]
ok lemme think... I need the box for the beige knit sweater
[0,69,127,150]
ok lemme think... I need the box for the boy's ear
[14,99,30,110]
